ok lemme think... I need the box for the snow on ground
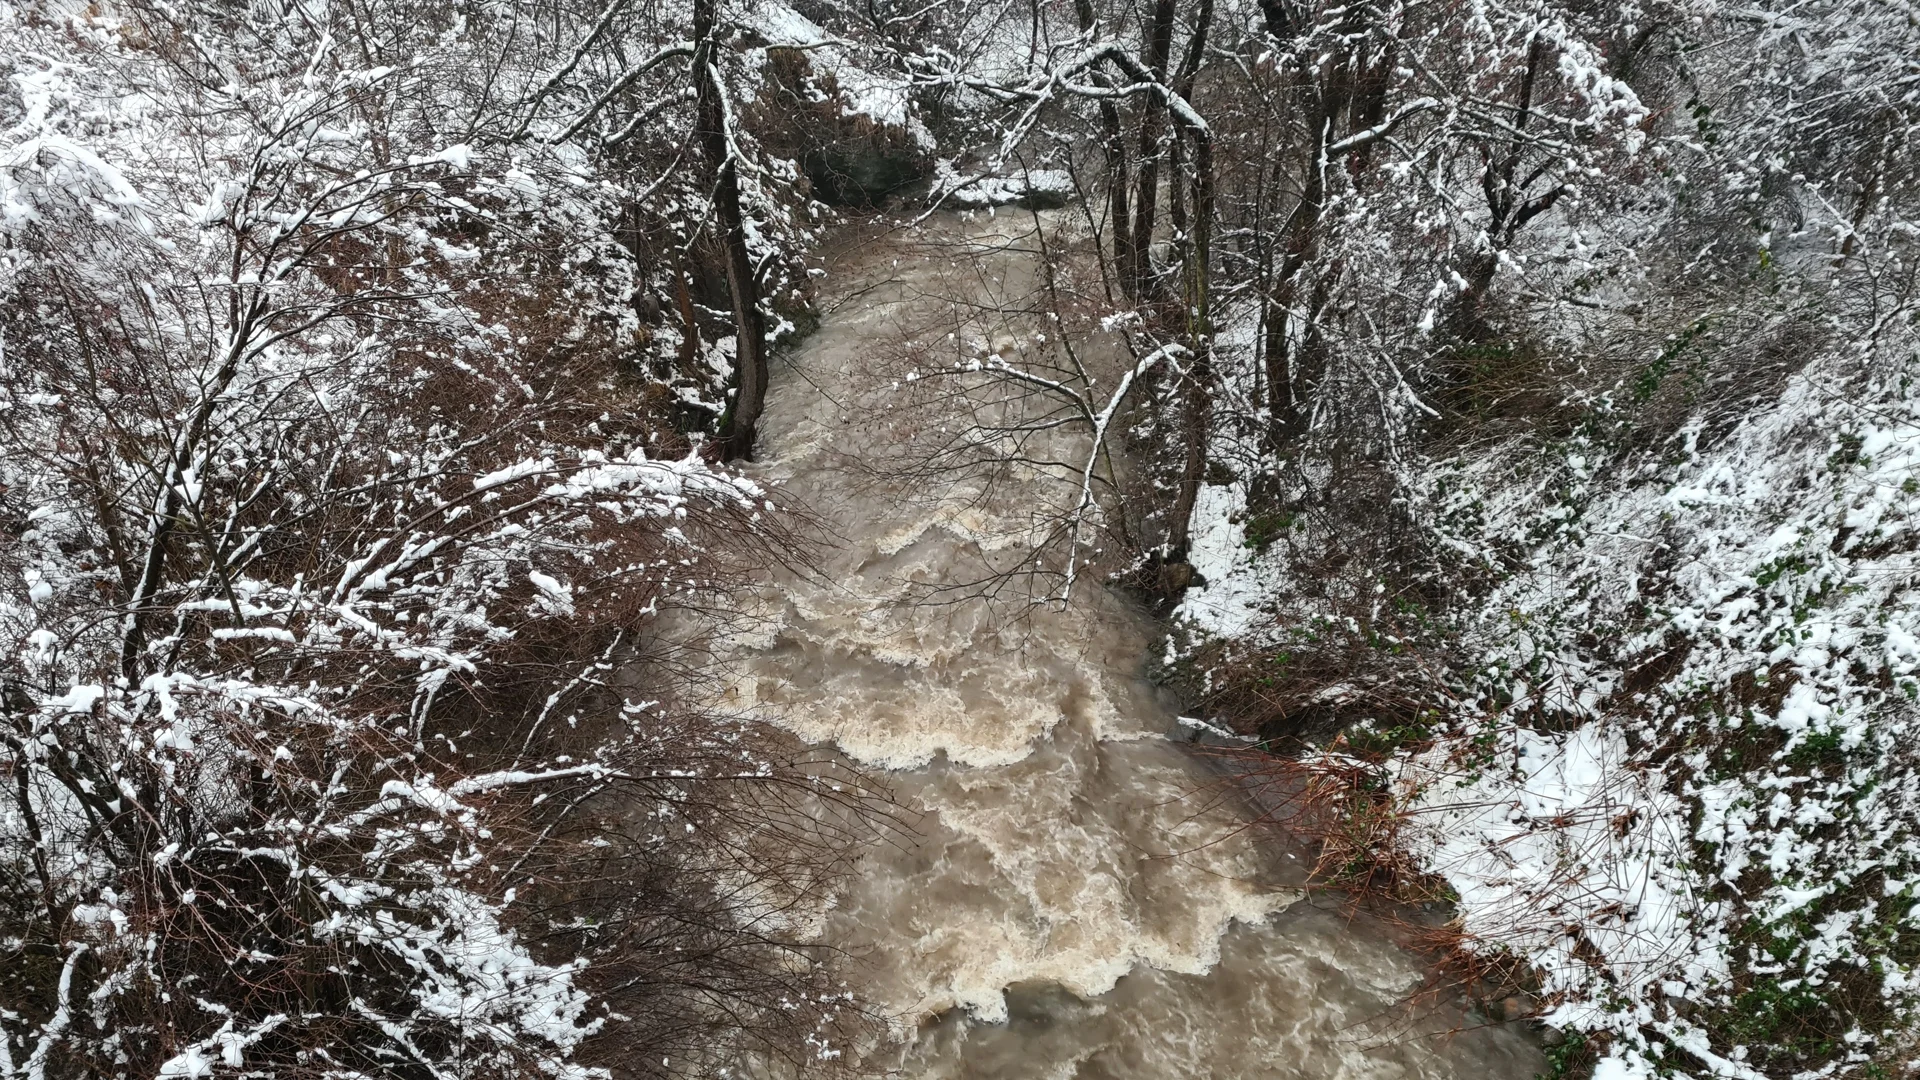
[1173,480,1267,638]
[748,1,933,146]
[1177,343,1920,1074]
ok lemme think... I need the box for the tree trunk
[1165,0,1211,273]
[1164,109,1216,564]
[1128,0,1178,298]
[1104,110,1134,292]
[1262,292,1293,434]
[1262,37,1356,441]
[693,0,768,462]
[1072,0,1134,294]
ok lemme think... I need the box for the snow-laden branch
[546,41,695,145]
[19,944,85,1080]
[510,0,635,139]
[962,340,1189,604]
[1324,97,1441,157]
[1058,343,1189,598]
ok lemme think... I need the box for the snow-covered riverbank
[1176,348,1920,1078]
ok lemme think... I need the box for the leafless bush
[0,0,891,1075]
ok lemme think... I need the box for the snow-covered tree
[0,0,883,1075]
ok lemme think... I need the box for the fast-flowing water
[717,215,1542,1079]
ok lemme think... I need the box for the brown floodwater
[713,214,1543,1079]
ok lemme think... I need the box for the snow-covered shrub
[0,0,881,1075]
[1159,0,1920,1074]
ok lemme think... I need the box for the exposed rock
[802,120,930,205]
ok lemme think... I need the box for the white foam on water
[710,217,1543,1078]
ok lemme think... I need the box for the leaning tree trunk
[1163,124,1216,566]
[1156,0,1215,568]
[1262,32,1360,443]
[693,0,768,462]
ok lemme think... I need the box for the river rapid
[714,214,1543,1079]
